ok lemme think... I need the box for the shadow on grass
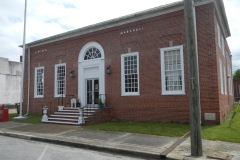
[9,113,42,124]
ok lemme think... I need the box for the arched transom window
[84,47,101,60]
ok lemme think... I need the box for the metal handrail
[99,94,110,108]
[57,94,75,107]
[40,95,76,116]
[47,94,76,116]
[41,94,110,121]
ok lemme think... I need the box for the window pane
[56,65,65,96]
[84,47,101,60]
[36,68,44,96]
[164,48,183,92]
[123,54,139,94]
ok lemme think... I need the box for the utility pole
[184,0,202,157]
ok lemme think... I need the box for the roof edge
[24,1,184,48]
[23,0,231,48]
[215,0,231,38]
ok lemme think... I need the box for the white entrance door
[86,79,99,104]
[78,42,105,106]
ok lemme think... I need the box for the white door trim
[78,42,105,106]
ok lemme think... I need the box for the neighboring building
[22,0,233,124]
[0,57,22,105]
[233,79,240,102]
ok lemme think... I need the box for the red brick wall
[196,3,220,124]
[213,4,234,123]
[22,3,233,124]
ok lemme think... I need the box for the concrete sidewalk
[0,122,240,160]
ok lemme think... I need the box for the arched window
[84,47,101,60]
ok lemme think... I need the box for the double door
[86,79,99,104]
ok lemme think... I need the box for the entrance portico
[78,42,105,106]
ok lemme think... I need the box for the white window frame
[230,68,233,95]
[84,47,102,60]
[222,37,225,56]
[54,63,66,97]
[219,59,224,94]
[224,66,227,95]
[34,67,44,98]
[228,65,232,95]
[217,23,221,49]
[121,52,140,96]
[160,45,185,95]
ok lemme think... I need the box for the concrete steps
[43,107,80,125]
[48,117,79,122]
[42,106,100,125]
[43,120,79,125]
[50,115,79,118]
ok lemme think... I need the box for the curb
[161,132,190,159]
[0,131,160,160]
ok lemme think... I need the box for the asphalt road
[0,135,144,160]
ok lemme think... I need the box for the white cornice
[214,0,231,38]
[24,0,230,48]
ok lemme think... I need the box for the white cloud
[224,0,240,71]
[0,0,239,69]
[0,0,24,61]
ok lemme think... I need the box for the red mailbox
[0,104,8,122]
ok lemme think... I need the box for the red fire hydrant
[0,104,8,122]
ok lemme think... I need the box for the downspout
[24,47,30,116]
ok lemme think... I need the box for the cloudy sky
[0,0,239,71]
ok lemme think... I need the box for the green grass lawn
[8,104,240,143]
[202,104,240,143]
[8,113,42,123]
[8,113,18,120]
[85,121,190,137]
[85,104,240,143]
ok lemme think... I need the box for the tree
[233,69,240,79]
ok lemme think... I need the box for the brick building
[22,0,233,124]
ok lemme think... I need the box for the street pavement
[0,121,240,160]
[0,135,143,160]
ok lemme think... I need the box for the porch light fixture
[70,70,75,78]
[106,66,111,75]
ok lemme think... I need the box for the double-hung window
[121,52,140,96]
[55,63,66,97]
[228,65,233,95]
[160,45,185,95]
[224,66,227,95]
[219,59,224,94]
[230,67,233,95]
[222,37,225,56]
[217,23,221,49]
[34,67,44,98]
[217,22,225,56]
